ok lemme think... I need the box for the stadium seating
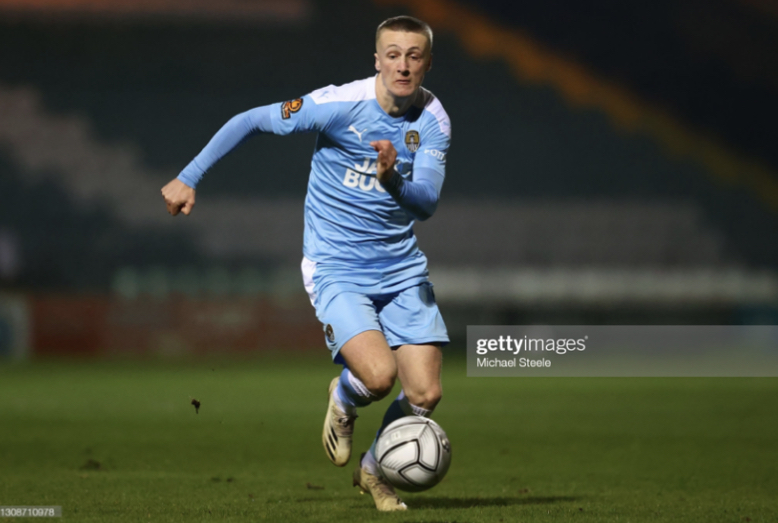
[0,0,775,299]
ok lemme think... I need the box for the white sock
[398,391,433,418]
[347,370,373,400]
[334,368,374,416]
[361,450,380,476]
[333,387,356,416]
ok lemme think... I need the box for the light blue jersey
[272,77,450,274]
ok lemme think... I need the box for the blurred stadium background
[1,0,777,359]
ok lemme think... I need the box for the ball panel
[399,463,438,492]
[378,441,418,471]
[375,422,427,460]
[380,466,408,490]
[417,425,440,470]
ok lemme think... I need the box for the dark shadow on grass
[407,495,580,509]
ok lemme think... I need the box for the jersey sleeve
[380,170,440,221]
[413,106,451,181]
[409,105,451,199]
[177,104,274,188]
[176,89,341,188]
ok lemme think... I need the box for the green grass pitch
[1,353,777,522]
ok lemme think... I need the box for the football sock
[360,449,380,476]
[368,391,433,460]
[335,367,375,415]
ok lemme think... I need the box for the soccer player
[161,16,450,512]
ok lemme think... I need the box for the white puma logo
[348,125,368,142]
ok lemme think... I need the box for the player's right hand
[370,140,398,184]
[161,178,196,216]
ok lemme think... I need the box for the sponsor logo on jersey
[343,158,386,193]
[424,148,446,162]
[281,98,303,119]
[343,158,413,193]
[325,324,335,343]
[405,130,420,152]
[343,169,387,193]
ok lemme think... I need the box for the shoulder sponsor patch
[281,98,303,119]
[405,130,420,152]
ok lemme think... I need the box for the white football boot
[353,453,408,512]
[322,377,356,466]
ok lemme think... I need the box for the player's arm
[374,108,451,221]
[371,140,442,222]
[160,105,274,215]
[162,95,333,216]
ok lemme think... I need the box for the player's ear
[374,53,380,72]
[426,53,433,73]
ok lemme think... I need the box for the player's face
[375,30,432,99]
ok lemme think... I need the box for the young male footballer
[161,16,450,512]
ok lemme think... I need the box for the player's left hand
[370,140,397,183]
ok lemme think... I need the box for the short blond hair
[376,15,433,50]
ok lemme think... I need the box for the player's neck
[375,74,418,117]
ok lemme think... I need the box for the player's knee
[407,385,442,411]
[362,371,396,400]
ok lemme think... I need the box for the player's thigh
[340,330,397,397]
[316,290,397,395]
[378,282,447,409]
[395,343,443,410]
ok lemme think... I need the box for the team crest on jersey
[325,324,335,343]
[281,98,303,119]
[405,130,420,152]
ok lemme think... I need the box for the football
[375,416,452,492]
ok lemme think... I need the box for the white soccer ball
[375,416,451,492]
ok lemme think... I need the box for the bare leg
[323,330,398,467]
[338,330,398,400]
[395,343,443,411]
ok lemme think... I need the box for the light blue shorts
[301,257,449,363]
